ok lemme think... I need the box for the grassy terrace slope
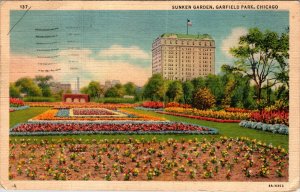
[10,107,50,128]
[9,107,288,150]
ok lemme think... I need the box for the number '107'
[20,5,29,9]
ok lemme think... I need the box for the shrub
[23,97,58,102]
[193,88,216,110]
[264,100,289,112]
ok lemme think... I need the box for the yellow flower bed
[165,107,250,120]
[32,109,165,121]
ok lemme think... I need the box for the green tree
[230,75,255,108]
[275,85,289,101]
[115,83,125,97]
[274,30,289,88]
[193,88,216,110]
[182,81,194,104]
[143,74,166,101]
[205,74,224,105]
[134,87,143,101]
[124,82,136,95]
[230,28,289,101]
[191,77,205,91]
[166,81,183,102]
[9,83,21,98]
[221,65,255,109]
[15,77,42,96]
[86,81,103,98]
[221,76,235,107]
[80,86,89,94]
[34,75,53,97]
[105,87,118,97]
[104,84,125,98]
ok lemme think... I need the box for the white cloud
[221,27,248,58]
[10,48,152,88]
[98,44,150,60]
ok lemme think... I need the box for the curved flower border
[9,106,30,112]
[157,111,241,123]
[10,121,218,136]
[239,120,288,135]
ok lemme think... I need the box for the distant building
[104,80,121,90]
[111,80,121,86]
[105,80,112,89]
[123,95,134,99]
[152,33,215,81]
[51,82,71,94]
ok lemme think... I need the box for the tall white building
[152,33,215,81]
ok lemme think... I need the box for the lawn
[9,107,50,128]
[9,107,289,150]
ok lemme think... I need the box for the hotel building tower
[152,33,215,81]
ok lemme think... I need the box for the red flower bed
[250,110,289,126]
[11,122,217,134]
[166,102,191,108]
[142,101,164,109]
[73,109,115,116]
[225,107,255,113]
[10,98,25,107]
[158,111,241,123]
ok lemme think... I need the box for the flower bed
[25,102,138,109]
[10,98,25,107]
[142,101,164,109]
[55,109,70,117]
[158,111,241,123]
[163,107,249,122]
[249,110,288,126]
[32,109,165,122]
[70,108,127,118]
[10,105,30,112]
[10,98,29,112]
[73,108,115,116]
[9,137,288,181]
[10,122,218,136]
[239,120,288,135]
[166,102,191,108]
[225,107,256,113]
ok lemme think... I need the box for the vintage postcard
[0,1,299,191]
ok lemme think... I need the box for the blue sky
[10,10,289,87]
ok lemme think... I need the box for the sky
[10,10,289,88]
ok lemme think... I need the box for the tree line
[142,27,289,109]
[9,27,289,109]
[10,75,71,100]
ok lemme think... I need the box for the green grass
[9,108,289,150]
[23,97,59,102]
[126,109,289,149]
[10,107,50,128]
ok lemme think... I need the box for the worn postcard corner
[0,1,299,191]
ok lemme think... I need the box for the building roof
[160,33,213,40]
